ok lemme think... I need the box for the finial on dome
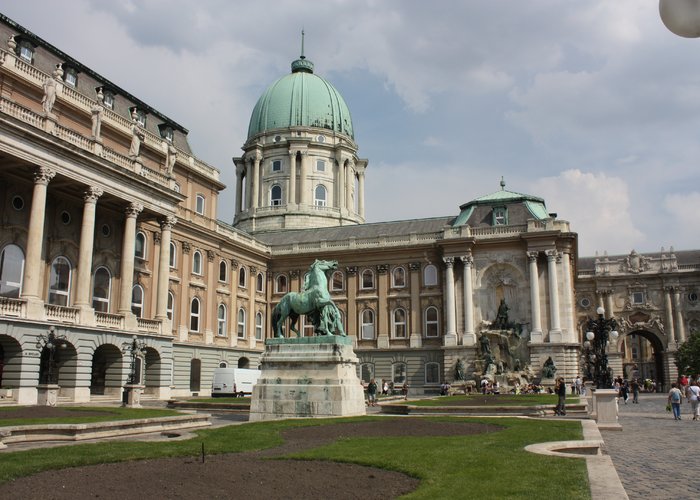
[500,176,506,190]
[291,29,314,73]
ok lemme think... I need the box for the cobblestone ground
[600,393,699,499]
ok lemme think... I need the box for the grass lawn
[188,397,251,404]
[0,407,181,427]
[407,394,580,406]
[0,416,589,499]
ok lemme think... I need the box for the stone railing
[268,231,442,255]
[45,304,79,323]
[0,297,25,318]
[54,123,93,150]
[215,222,271,253]
[137,317,162,334]
[95,312,124,329]
[0,48,220,184]
[0,96,45,128]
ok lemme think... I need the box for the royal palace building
[0,14,698,405]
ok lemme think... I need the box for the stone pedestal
[250,336,367,422]
[122,384,145,408]
[594,389,621,430]
[37,384,60,407]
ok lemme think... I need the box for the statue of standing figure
[455,359,465,381]
[495,298,509,329]
[41,75,57,115]
[479,333,492,356]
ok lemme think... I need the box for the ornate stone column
[560,251,576,343]
[337,158,346,211]
[251,153,261,210]
[605,292,614,319]
[376,264,390,348]
[118,202,143,315]
[248,266,258,348]
[346,160,354,212]
[155,216,176,322]
[235,164,244,216]
[205,250,216,344]
[288,151,297,207]
[75,187,103,308]
[356,164,366,219]
[460,255,476,346]
[299,151,309,206]
[527,251,543,343]
[673,288,686,343]
[408,262,422,348]
[443,257,457,346]
[664,286,676,345]
[22,167,56,301]
[546,249,562,342]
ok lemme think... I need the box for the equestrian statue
[271,259,347,338]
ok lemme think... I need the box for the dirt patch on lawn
[0,419,500,499]
[413,395,551,406]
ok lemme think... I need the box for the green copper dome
[247,55,354,140]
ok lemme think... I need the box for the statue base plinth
[250,336,367,421]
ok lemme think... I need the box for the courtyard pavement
[599,393,698,500]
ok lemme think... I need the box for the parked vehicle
[211,368,261,397]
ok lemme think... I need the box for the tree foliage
[675,330,700,375]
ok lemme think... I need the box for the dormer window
[493,207,507,226]
[159,124,174,142]
[102,90,115,109]
[132,108,147,127]
[18,41,34,63]
[64,67,78,87]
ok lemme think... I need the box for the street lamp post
[581,307,619,389]
[36,325,67,385]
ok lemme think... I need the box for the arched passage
[143,347,163,395]
[238,356,250,369]
[0,335,22,392]
[39,341,78,392]
[90,344,123,397]
[620,329,665,391]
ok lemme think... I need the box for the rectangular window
[19,45,34,63]
[272,160,281,172]
[493,207,507,225]
[632,292,644,304]
[103,92,114,109]
[316,160,325,172]
[64,69,77,87]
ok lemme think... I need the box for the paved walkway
[599,393,698,500]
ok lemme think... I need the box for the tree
[675,330,700,376]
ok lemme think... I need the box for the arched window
[237,308,246,338]
[361,269,375,289]
[270,185,282,206]
[392,362,407,384]
[392,308,407,338]
[219,260,227,282]
[169,241,177,268]
[256,272,264,292]
[239,267,247,288]
[425,306,439,337]
[330,270,344,291]
[190,297,200,332]
[425,362,440,384]
[91,267,111,312]
[195,194,205,215]
[424,264,438,286]
[314,184,327,207]
[134,231,146,259]
[0,244,25,298]
[167,291,175,321]
[255,311,264,340]
[360,309,375,340]
[131,284,144,318]
[392,267,406,288]
[48,256,72,306]
[192,251,202,275]
[275,274,288,294]
[217,304,227,337]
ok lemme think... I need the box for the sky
[3,0,700,257]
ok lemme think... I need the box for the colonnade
[441,248,577,347]
[19,166,175,322]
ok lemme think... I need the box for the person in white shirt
[686,381,700,421]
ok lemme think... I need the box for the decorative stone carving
[41,75,58,115]
[620,250,651,274]
[125,202,143,218]
[33,167,56,185]
[207,250,216,262]
[443,257,454,267]
[408,262,421,272]
[230,259,239,269]
[83,187,103,203]
[376,264,389,274]
[345,266,357,275]
[160,215,177,230]
[290,269,300,279]
[129,111,145,158]
[166,143,177,175]
[181,241,191,254]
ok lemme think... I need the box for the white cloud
[529,170,645,256]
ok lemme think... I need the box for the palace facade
[0,14,698,404]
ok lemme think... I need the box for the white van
[211,368,261,397]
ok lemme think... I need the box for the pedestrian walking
[668,383,683,420]
[367,378,378,407]
[686,381,700,421]
[554,377,567,416]
[631,378,640,404]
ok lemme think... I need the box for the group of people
[364,378,409,406]
[612,377,640,404]
[479,378,501,395]
[667,374,700,421]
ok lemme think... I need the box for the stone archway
[90,344,123,398]
[238,356,250,369]
[142,347,163,396]
[619,329,665,391]
[0,335,22,395]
